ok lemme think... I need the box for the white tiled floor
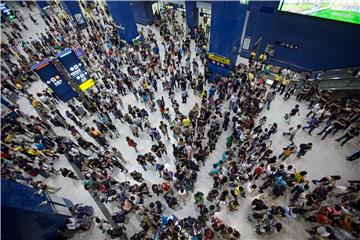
[2,3,359,240]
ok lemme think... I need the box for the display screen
[31,59,77,102]
[278,0,360,24]
[56,49,94,91]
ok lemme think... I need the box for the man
[303,117,319,136]
[159,121,170,140]
[346,150,360,161]
[271,74,282,90]
[297,143,312,158]
[278,77,290,95]
[266,91,276,110]
[287,105,300,124]
[283,124,301,142]
[335,127,359,146]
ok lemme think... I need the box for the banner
[56,49,94,91]
[31,59,77,102]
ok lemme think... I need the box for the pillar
[132,1,154,25]
[36,0,49,15]
[106,1,139,44]
[185,1,198,38]
[61,0,87,28]
[36,0,49,10]
[208,1,248,79]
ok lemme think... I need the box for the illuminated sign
[0,2,16,21]
[57,49,94,91]
[208,52,231,65]
[79,79,95,91]
[31,59,77,102]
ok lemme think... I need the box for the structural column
[185,1,198,38]
[208,1,248,79]
[60,0,87,28]
[106,1,138,44]
[36,0,49,12]
[131,1,154,25]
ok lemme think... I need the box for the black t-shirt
[290,108,299,116]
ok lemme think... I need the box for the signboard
[208,52,231,65]
[72,44,85,58]
[0,2,16,21]
[56,49,94,91]
[274,41,299,50]
[31,59,77,102]
[199,12,211,18]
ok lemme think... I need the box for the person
[266,91,276,110]
[181,89,188,103]
[249,50,256,62]
[258,52,267,65]
[178,187,187,204]
[283,125,301,142]
[297,143,312,158]
[271,74,282,90]
[278,144,296,161]
[346,150,360,161]
[286,105,300,124]
[59,168,79,180]
[335,127,359,146]
[126,136,138,152]
[159,121,170,140]
[29,13,38,25]
[277,77,290,95]
[303,117,319,135]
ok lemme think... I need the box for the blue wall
[185,1,198,38]
[132,1,154,25]
[208,1,247,77]
[61,0,87,28]
[1,180,71,240]
[107,1,139,43]
[241,1,360,72]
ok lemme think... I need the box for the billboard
[31,59,77,102]
[56,49,94,91]
[278,0,360,25]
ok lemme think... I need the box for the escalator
[295,67,360,91]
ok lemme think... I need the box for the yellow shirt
[274,74,282,82]
[250,52,256,59]
[182,118,191,127]
[247,72,254,81]
[143,82,150,90]
[295,171,305,183]
[282,79,290,86]
[259,54,267,62]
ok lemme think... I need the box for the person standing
[29,13,38,25]
[271,74,282,90]
[278,77,290,95]
[182,89,188,103]
[266,91,276,110]
[159,121,170,140]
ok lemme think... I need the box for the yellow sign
[79,78,95,91]
[208,53,230,65]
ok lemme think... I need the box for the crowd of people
[1,2,359,240]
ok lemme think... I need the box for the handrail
[299,66,360,74]
[295,75,360,83]
[270,58,313,72]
